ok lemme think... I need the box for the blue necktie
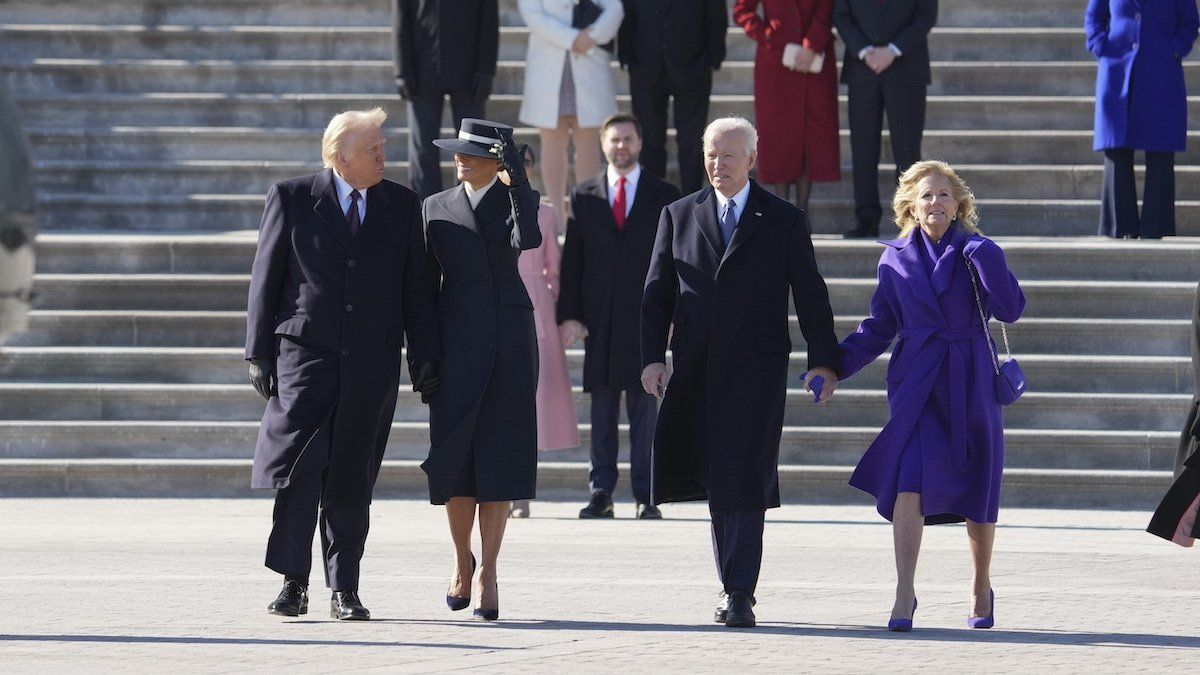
[720,201,738,247]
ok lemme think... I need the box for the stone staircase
[0,0,1196,507]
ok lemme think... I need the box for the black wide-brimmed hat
[432,118,512,159]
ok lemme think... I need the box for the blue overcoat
[1086,0,1199,152]
[839,226,1025,524]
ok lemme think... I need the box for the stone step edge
[0,458,1173,508]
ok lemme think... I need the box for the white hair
[703,117,758,156]
[321,107,387,168]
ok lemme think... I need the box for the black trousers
[710,509,766,595]
[629,67,711,193]
[407,88,487,199]
[846,78,926,229]
[589,384,657,501]
[1100,148,1176,239]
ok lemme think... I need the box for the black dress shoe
[578,492,614,519]
[267,580,308,617]
[330,591,370,621]
[635,502,662,519]
[473,581,499,621]
[843,224,880,239]
[713,591,729,623]
[446,553,477,611]
[725,590,756,628]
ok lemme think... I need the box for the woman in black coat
[1148,281,1200,546]
[420,119,542,620]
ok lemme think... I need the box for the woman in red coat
[734,0,841,213]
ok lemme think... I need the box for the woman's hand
[641,362,670,398]
[571,30,598,54]
[559,319,588,347]
[792,46,817,73]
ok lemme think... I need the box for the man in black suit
[393,0,498,199]
[245,108,441,621]
[834,0,937,238]
[618,0,727,194]
[559,113,681,520]
[641,117,840,627]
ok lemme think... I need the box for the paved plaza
[0,498,1197,672]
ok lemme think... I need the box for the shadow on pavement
[0,633,509,650]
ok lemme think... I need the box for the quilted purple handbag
[964,254,1025,406]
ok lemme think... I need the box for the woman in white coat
[518,0,623,230]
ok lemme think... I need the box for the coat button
[345,304,353,312]
[1133,42,1138,49]
[348,260,356,268]
[1135,12,1141,20]
[341,349,350,357]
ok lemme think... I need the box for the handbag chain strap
[963,254,1013,376]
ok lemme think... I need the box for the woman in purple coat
[838,161,1026,631]
[1086,0,1199,238]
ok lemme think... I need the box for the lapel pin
[755,212,762,216]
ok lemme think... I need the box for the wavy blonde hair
[892,160,982,238]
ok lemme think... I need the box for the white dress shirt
[606,163,641,218]
[332,170,367,220]
[464,175,500,209]
[714,180,752,224]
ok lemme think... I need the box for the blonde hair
[703,116,758,156]
[892,160,982,237]
[321,107,387,168]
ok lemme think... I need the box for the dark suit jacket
[245,169,440,501]
[557,169,682,391]
[641,180,840,511]
[833,0,937,85]
[393,0,499,93]
[618,0,728,84]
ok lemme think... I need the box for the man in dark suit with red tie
[558,113,681,519]
[245,107,441,621]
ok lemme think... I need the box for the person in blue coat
[1086,0,1199,238]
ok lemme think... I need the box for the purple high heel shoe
[968,589,995,629]
[887,597,918,632]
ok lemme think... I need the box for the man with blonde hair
[641,117,840,627]
[246,107,440,620]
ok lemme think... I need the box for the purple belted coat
[839,226,1026,524]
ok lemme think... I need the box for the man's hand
[571,31,598,54]
[396,77,417,101]
[865,47,896,75]
[803,367,839,403]
[249,358,277,401]
[559,320,588,348]
[411,361,442,404]
[641,362,670,398]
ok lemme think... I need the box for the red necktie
[612,176,627,231]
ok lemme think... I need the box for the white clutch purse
[782,43,824,74]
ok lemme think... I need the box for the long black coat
[641,181,840,511]
[245,169,439,503]
[421,181,542,504]
[617,0,728,85]
[833,0,937,86]
[557,170,681,391]
[393,0,499,93]
[1148,282,1200,542]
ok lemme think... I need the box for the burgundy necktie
[347,189,362,237]
[612,176,627,231]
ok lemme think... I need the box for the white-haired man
[245,107,440,620]
[641,117,841,627]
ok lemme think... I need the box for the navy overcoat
[641,181,841,512]
[1086,0,1199,152]
[245,169,440,503]
[421,181,543,504]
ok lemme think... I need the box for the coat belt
[897,325,985,470]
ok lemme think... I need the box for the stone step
[28,125,1200,167]
[0,383,1188,431]
[0,457,1175,509]
[0,421,1180,472]
[0,24,1106,63]
[33,234,1200,283]
[20,93,1183,132]
[7,311,1189,357]
[6,59,1192,98]
[0,346,1190,395]
[27,273,1197,320]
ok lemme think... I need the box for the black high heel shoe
[473,581,499,621]
[445,553,476,611]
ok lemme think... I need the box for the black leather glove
[249,358,277,401]
[470,73,494,101]
[396,76,417,101]
[491,128,530,187]
[411,361,442,404]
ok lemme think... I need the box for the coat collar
[438,183,480,236]
[720,180,769,266]
[311,168,354,250]
[880,223,973,315]
[693,187,725,257]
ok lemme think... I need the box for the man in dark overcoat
[393,0,499,199]
[617,0,727,194]
[833,0,937,238]
[641,117,840,628]
[245,108,441,621]
[558,113,681,519]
